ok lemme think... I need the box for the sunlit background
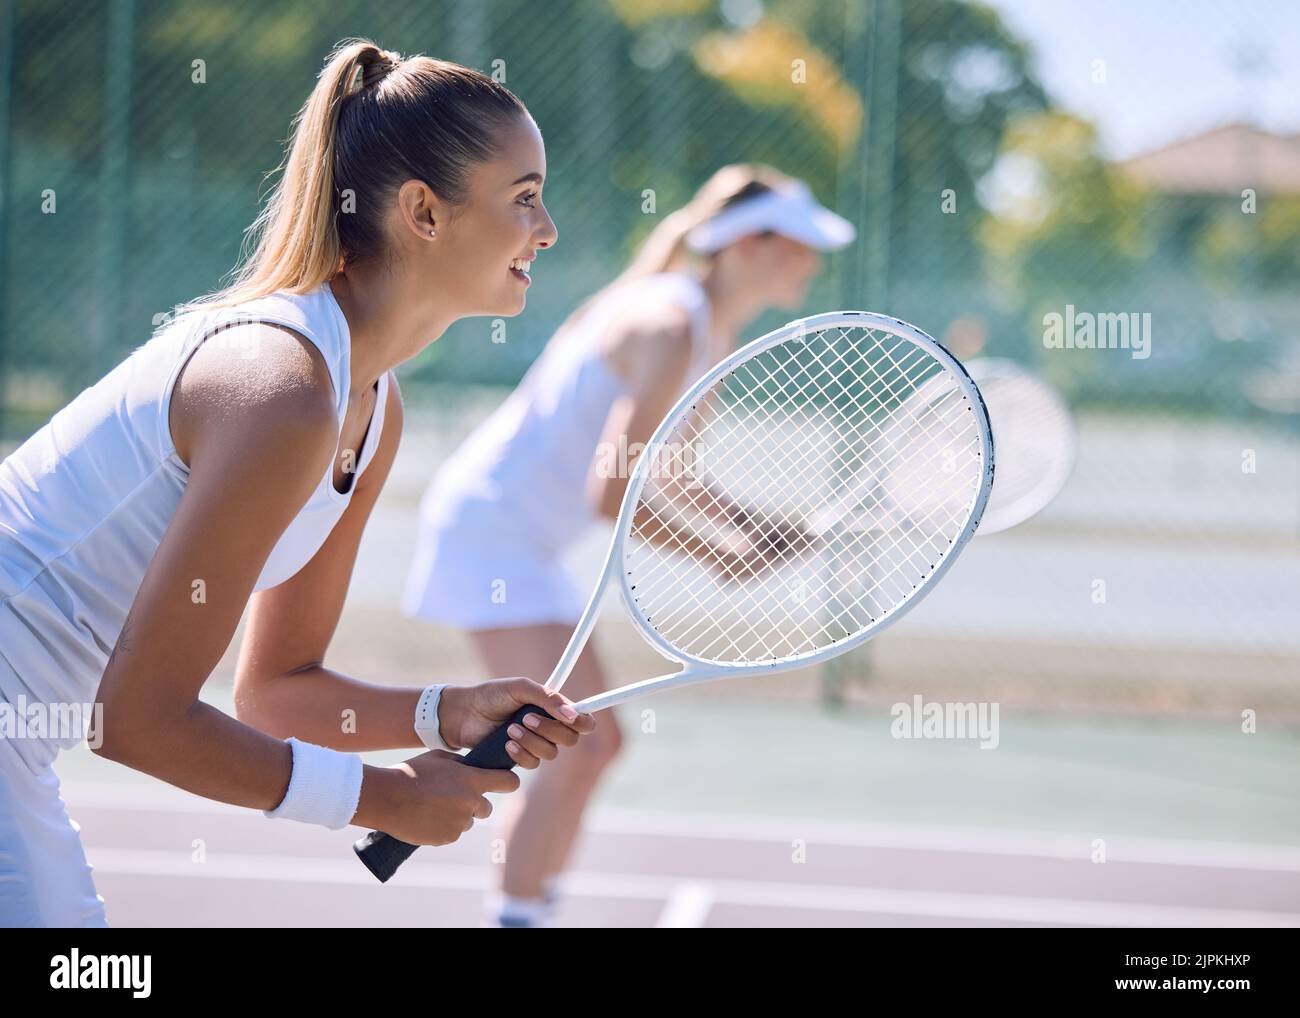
[1,0,1297,927]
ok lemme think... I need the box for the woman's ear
[394,179,446,243]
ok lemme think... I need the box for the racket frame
[552,311,995,713]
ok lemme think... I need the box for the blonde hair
[179,39,526,315]
[556,164,794,336]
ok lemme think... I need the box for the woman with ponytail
[404,164,855,927]
[0,39,593,928]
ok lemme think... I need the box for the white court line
[588,807,1300,873]
[655,882,716,928]
[63,781,1300,873]
[87,848,1300,928]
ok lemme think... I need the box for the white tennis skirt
[402,520,586,631]
[0,746,107,927]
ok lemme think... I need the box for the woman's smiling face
[433,114,558,317]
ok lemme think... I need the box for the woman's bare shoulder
[170,321,339,469]
[601,302,694,393]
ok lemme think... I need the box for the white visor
[685,180,856,254]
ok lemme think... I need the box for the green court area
[57,686,1300,849]
[592,699,1300,846]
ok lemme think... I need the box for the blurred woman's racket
[355,312,995,881]
[961,358,1074,534]
[862,357,1074,536]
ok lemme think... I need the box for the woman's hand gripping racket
[353,312,994,882]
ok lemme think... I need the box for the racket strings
[634,457,828,662]
[823,386,980,520]
[829,403,984,539]
[727,332,974,524]
[652,330,970,555]
[644,437,970,662]
[630,328,974,658]
[642,410,977,624]
[638,492,933,662]
[646,330,944,543]
[631,341,918,629]
[728,343,934,505]
[625,325,985,664]
[635,385,974,657]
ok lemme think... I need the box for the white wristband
[414,683,455,752]
[263,738,363,830]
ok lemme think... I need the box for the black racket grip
[461,704,553,769]
[352,829,418,883]
[353,705,553,882]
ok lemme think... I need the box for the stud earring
[428,228,437,238]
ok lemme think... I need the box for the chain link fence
[2,0,1298,720]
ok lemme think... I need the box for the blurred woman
[0,39,595,928]
[404,164,855,926]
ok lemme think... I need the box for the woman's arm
[587,311,809,578]
[231,371,418,751]
[586,304,695,521]
[93,323,355,807]
[233,372,589,762]
[91,326,538,846]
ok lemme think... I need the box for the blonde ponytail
[179,39,526,316]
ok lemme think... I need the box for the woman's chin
[495,283,528,316]
[482,295,526,318]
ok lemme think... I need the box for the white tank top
[0,284,388,771]
[423,273,711,553]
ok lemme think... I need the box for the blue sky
[983,0,1300,158]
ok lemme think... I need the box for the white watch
[414,683,455,752]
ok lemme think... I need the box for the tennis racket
[354,311,995,881]
[838,357,1073,537]
[960,358,1074,534]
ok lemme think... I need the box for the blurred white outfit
[404,273,711,629]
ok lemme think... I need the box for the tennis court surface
[59,695,1300,928]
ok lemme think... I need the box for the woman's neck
[698,264,766,347]
[329,269,457,400]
